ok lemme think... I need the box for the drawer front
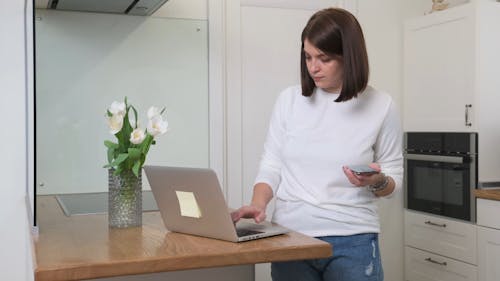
[478,226,500,281]
[405,246,477,281]
[476,198,500,230]
[405,210,477,264]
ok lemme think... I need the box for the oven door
[405,154,474,221]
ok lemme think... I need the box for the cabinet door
[478,226,500,281]
[477,198,500,281]
[403,4,475,131]
[404,210,477,264]
[405,246,477,281]
[476,2,500,184]
[476,198,500,230]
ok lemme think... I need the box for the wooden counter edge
[474,189,500,201]
[35,240,332,281]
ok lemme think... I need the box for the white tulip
[130,128,146,144]
[109,101,126,116]
[147,106,161,119]
[147,116,168,137]
[108,114,124,134]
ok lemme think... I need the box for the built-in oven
[404,132,478,222]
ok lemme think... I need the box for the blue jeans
[271,233,383,281]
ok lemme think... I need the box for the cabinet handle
[425,257,447,266]
[424,220,446,228]
[465,104,472,127]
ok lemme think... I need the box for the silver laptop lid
[144,165,239,242]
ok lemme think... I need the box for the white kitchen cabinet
[477,227,500,281]
[405,246,477,281]
[403,0,500,184]
[404,210,477,264]
[403,3,475,132]
[404,210,478,281]
[476,198,500,230]
[477,198,500,281]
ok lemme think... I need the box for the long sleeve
[253,88,292,194]
[373,100,404,198]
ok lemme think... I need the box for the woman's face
[303,39,344,93]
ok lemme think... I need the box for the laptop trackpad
[235,220,275,237]
[236,228,264,237]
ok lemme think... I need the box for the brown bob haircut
[300,8,369,102]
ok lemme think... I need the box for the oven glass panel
[407,160,470,221]
[413,166,464,205]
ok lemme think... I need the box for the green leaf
[117,109,132,150]
[141,134,154,154]
[107,148,115,163]
[128,148,141,160]
[130,105,138,129]
[132,161,141,177]
[104,140,119,149]
[110,153,128,167]
[114,166,123,176]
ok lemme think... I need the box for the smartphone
[348,164,379,175]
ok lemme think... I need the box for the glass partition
[35,9,209,195]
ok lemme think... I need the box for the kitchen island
[34,196,332,281]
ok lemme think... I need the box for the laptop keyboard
[236,228,264,237]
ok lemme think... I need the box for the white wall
[0,0,35,280]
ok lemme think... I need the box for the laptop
[144,165,289,242]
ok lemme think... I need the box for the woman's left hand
[343,163,383,187]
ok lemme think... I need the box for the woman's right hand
[230,205,267,224]
[232,183,273,223]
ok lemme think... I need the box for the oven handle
[405,153,467,163]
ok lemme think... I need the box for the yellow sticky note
[175,191,202,218]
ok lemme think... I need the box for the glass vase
[108,169,142,228]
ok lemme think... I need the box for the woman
[231,7,403,281]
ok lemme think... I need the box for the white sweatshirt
[254,85,403,237]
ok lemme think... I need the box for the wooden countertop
[474,188,500,201]
[34,196,332,281]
